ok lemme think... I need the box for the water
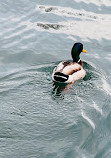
[0,0,111,157]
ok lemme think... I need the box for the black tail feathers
[53,72,69,82]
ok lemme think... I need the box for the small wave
[45,7,56,13]
[37,23,63,30]
[92,101,103,115]
[83,62,101,81]
[101,77,111,96]
[0,62,54,95]
[37,5,104,21]
[81,111,95,130]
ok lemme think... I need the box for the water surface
[0,0,111,158]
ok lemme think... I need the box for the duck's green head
[71,43,87,62]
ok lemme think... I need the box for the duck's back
[62,62,82,75]
[54,61,81,74]
[52,61,85,83]
[54,61,71,72]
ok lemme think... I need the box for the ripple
[101,77,111,96]
[83,62,101,81]
[92,101,103,115]
[37,5,106,21]
[0,63,53,95]
[0,1,111,157]
[37,23,63,30]
[81,111,95,130]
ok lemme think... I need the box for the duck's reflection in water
[52,82,73,99]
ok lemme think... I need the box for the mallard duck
[52,43,87,84]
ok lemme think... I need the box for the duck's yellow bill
[82,49,87,53]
